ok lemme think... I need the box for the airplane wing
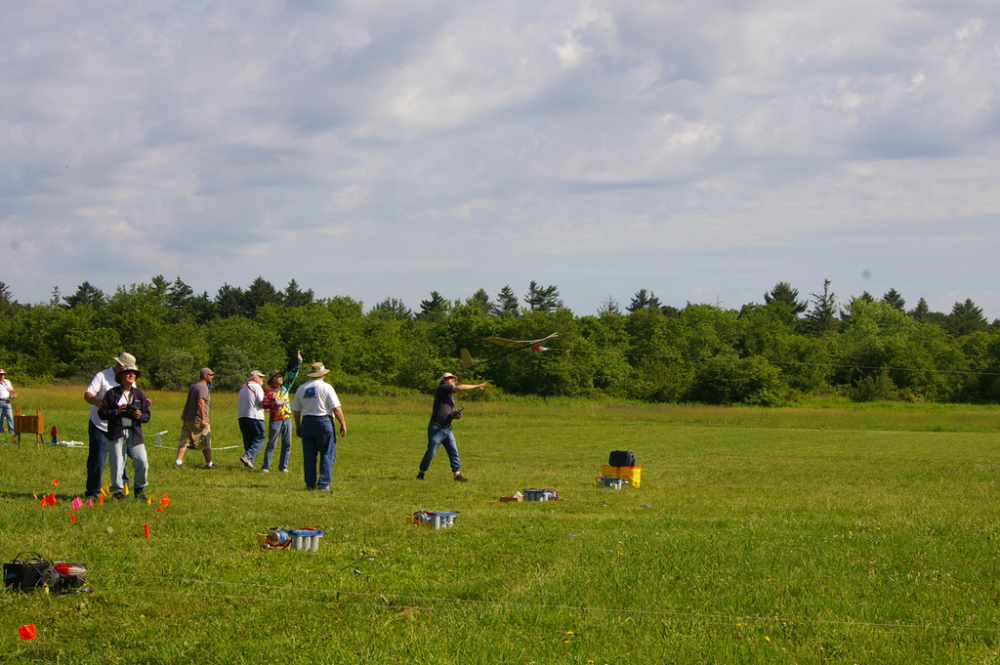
[485,332,558,351]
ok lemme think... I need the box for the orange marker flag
[51,479,58,486]
[160,493,170,507]
[18,623,36,640]
[98,493,105,506]
[39,499,46,509]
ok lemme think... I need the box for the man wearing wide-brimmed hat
[83,353,135,500]
[97,360,151,500]
[292,362,347,491]
[237,370,267,469]
[416,372,487,482]
[0,369,17,438]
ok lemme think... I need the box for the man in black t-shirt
[417,373,487,482]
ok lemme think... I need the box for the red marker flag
[144,523,150,539]
[51,479,58,486]
[71,515,76,524]
[18,624,36,640]
[46,493,57,507]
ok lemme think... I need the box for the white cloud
[1,0,999,317]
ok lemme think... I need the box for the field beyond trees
[2,277,999,405]
[2,388,1000,663]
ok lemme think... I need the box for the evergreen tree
[524,281,562,313]
[243,277,279,317]
[625,289,662,314]
[882,288,906,312]
[50,286,62,306]
[215,284,245,318]
[763,282,808,315]
[370,297,413,321]
[64,281,106,309]
[598,295,620,315]
[466,288,493,315]
[281,279,314,308]
[948,298,988,337]
[627,289,661,313]
[418,291,448,319]
[166,277,194,317]
[493,285,520,317]
[908,297,932,323]
[803,279,839,334]
[150,275,170,297]
[0,282,17,315]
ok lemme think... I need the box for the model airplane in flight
[460,332,559,369]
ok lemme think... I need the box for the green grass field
[2,387,1000,663]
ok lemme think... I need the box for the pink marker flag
[86,498,93,508]
[71,497,83,511]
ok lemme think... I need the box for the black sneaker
[205,463,216,470]
[112,492,125,501]
[133,489,146,501]
[416,471,425,480]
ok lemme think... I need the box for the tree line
[1,277,998,405]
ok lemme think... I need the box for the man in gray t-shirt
[174,368,215,470]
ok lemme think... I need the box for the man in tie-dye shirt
[260,351,302,473]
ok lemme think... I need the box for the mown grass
[1,388,1000,663]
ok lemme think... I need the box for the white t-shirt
[118,389,134,429]
[236,381,265,420]
[0,379,12,401]
[293,379,341,417]
[87,367,118,432]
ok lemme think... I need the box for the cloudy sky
[3,1,999,318]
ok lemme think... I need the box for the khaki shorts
[180,420,212,451]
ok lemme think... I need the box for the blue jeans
[239,418,266,464]
[86,421,115,497]
[262,419,292,471]
[421,423,461,473]
[301,416,336,489]
[110,428,148,493]
[0,401,12,434]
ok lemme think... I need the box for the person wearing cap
[0,369,16,438]
[97,361,151,500]
[173,368,216,470]
[292,362,347,491]
[260,351,302,473]
[83,353,134,499]
[417,373,487,482]
[237,370,267,469]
